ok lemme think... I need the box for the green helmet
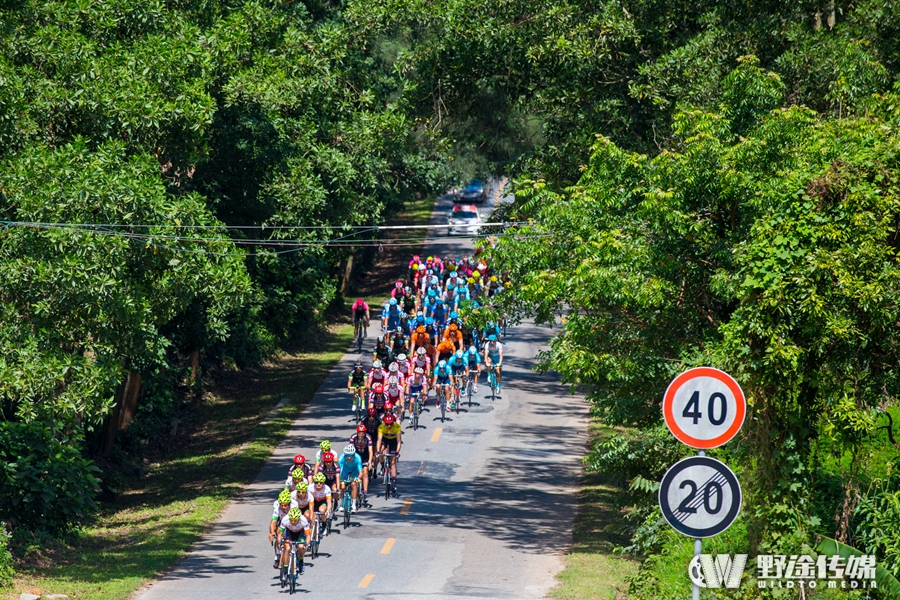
[288,507,302,522]
[278,490,292,505]
[319,440,331,451]
[313,472,326,483]
[296,481,308,493]
[291,468,305,480]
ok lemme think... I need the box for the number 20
[682,391,727,425]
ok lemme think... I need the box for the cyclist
[338,445,363,514]
[395,353,411,381]
[383,298,402,332]
[448,350,470,408]
[401,288,417,315]
[406,366,429,421]
[316,451,341,514]
[412,346,431,374]
[270,489,296,567]
[385,376,405,421]
[367,359,388,390]
[285,467,310,494]
[484,334,504,392]
[432,359,454,407]
[465,345,483,392]
[361,407,382,439]
[369,383,387,416]
[349,424,374,501]
[432,300,447,328]
[291,480,315,523]
[391,332,410,357]
[443,322,464,351]
[352,298,370,340]
[373,338,391,366]
[309,472,333,532]
[314,440,333,472]
[286,453,312,481]
[278,507,309,576]
[436,337,456,364]
[347,361,367,414]
[387,361,405,385]
[376,413,402,495]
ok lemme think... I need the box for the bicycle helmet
[450,311,459,319]
[278,490,292,505]
[356,424,367,433]
[373,360,382,369]
[343,445,356,456]
[354,362,363,370]
[395,281,403,288]
[319,440,331,451]
[488,334,498,341]
[425,317,434,326]
[416,347,426,355]
[404,286,412,294]
[313,473,326,483]
[296,481,308,493]
[367,407,377,416]
[449,323,458,331]
[467,277,475,284]
[389,363,398,372]
[293,453,306,466]
[397,353,407,361]
[389,298,398,306]
[415,367,424,374]
[373,383,384,393]
[292,468,305,480]
[467,345,477,354]
[449,271,457,277]
[438,360,447,368]
[411,263,419,271]
[427,289,437,298]
[383,413,396,424]
[491,275,498,282]
[388,376,399,385]
[322,451,335,462]
[288,507,302,522]
[384,401,394,411]
[455,349,464,358]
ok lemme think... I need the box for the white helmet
[343,445,356,456]
[389,363,399,372]
[397,353,407,361]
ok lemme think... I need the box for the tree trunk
[341,254,354,297]
[189,349,200,384]
[100,370,142,456]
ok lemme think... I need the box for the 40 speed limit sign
[659,456,742,538]
[662,367,745,449]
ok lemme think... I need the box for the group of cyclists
[267,251,511,591]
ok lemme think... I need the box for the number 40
[682,391,727,425]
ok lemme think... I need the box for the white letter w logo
[688,554,747,588]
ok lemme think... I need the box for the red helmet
[384,401,394,411]
[383,413,395,424]
[323,451,335,462]
[373,383,384,394]
[367,407,376,415]
[356,424,367,433]
[293,454,306,466]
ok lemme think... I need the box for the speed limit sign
[659,456,742,538]
[662,367,745,449]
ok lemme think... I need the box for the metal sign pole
[692,448,705,600]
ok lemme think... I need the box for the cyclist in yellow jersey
[376,413,402,494]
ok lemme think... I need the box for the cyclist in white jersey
[484,334,504,392]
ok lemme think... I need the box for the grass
[551,421,639,600]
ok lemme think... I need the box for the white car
[448,204,483,235]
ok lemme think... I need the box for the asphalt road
[138,180,589,600]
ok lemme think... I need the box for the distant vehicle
[448,204,483,236]
[456,179,486,204]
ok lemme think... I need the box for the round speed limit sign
[662,367,745,449]
[659,456,742,538]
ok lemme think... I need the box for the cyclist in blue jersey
[383,298,402,332]
[432,301,447,328]
[448,350,469,409]
[432,359,455,407]
[338,445,363,514]
[465,345,483,392]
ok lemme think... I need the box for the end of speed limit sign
[662,367,745,449]
[659,456,742,538]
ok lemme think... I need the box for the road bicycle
[452,376,463,415]
[465,373,474,407]
[339,481,356,529]
[436,384,447,422]
[354,319,368,352]
[378,451,400,500]
[410,390,422,431]
[351,386,365,423]
[308,512,326,559]
[488,365,499,401]
[280,539,304,594]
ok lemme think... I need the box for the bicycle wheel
[281,564,287,588]
[412,399,419,430]
[490,371,496,401]
[343,492,351,529]
[455,386,460,414]
[440,395,446,422]
[467,379,473,407]
[289,552,296,594]
[309,520,319,559]
[384,463,390,500]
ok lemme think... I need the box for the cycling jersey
[378,422,402,440]
[449,357,467,374]
[362,415,381,433]
[352,302,369,320]
[412,356,431,371]
[369,392,386,409]
[395,359,411,377]
[280,514,310,533]
[339,454,363,481]
[291,490,314,508]
[434,364,452,379]
[272,500,297,521]
[486,342,502,361]
[318,461,339,479]
[466,350,482,366]
[350,433,373,456]
[368,367,387,384]
[348,370,366,387]
[310,484,331,502]
[386,386,402,403]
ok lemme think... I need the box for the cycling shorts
[324,474,337,487]
[314,499,328,512]
[286,529,306,543]
[435,376,450,386]
[383,438,399,453]
[409,384,423,395]
[451,364,466,375]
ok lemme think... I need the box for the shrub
[0,522,12,588]
[0,422,100,534]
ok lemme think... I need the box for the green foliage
[817,536,900,599]
[0,422,100,534]
[853,479,900,579]
[0,523,11,589]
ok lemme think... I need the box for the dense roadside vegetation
[6,0,900,597]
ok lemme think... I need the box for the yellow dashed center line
[400,498,414,515]
[416,460,426,476]
[381,538,396,554]
[358,574,376,588]
[431,427,442,442]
